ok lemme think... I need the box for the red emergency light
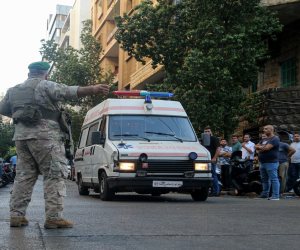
[113,90,174,98]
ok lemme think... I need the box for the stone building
[240,0,300,142]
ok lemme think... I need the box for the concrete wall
[261,87,300,132]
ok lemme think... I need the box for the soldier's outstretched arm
[77,84,110,98]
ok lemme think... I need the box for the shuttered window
[281,58,297,87]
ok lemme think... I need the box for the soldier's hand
[93,84,110,96]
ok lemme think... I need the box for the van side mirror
[201,133,211,147]
[91,131,105,145]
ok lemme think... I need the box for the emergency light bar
[113,90,174,98]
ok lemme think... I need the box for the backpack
[9,79,42,126]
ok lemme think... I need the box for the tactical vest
[9,78,60,126]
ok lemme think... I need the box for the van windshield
[109,115,197,142]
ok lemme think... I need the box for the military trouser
[278,161,289,194]
[10,139,68,220]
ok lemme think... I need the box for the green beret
[28,61,50,71]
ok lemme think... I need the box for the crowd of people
[203,125,300,200]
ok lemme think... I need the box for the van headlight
[194,163,209,171]
[119,162,135,171]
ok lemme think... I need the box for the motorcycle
[0,163,15,188]
[292,177,300,196]
[230,151,262,195]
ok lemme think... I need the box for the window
[109,115,197,142]
[86,122,100,146]
[251,81,257,92]
[78,127,89,148]
[281,58,297,87]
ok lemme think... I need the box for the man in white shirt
[286,132,300,192]
[241,134,255,170]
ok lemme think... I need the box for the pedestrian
[10,154,17,170]
[0,61,110,229]
[0,157,4,182]
[218,139,232,190]
[253,134,267,169]
[231,135,242,152]
[203,126,220,196]
[241,134,255,170]
[278,140,295,194]
[285,132,300,193]
[255,125,280,200]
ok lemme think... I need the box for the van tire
[78,176,89,196]
[99,172,115,201]
[191,188,209,201]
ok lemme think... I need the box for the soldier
[0,61,109,229]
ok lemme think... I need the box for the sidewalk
[0,178,46,250]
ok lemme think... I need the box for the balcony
[94,0,120,37]
[106,0,120,21]
[262,0,300,24]
[107,26,118,44]
[261,0,300,6]
[100,38,119,62]
[107,0,114,8]
[130,61,164,89]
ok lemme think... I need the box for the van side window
[78,127,89,148]
[86,122,100,146]
[99,116,106,133]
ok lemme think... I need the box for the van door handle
[90,146,94,155]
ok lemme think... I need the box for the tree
[115,0,282,137]
[0,121,15,158]
[40,20,116,145]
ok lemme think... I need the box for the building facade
[91,0,300,140]
[92,0,164,89]
[47,5,72,44]
[60,0,91,50]
[239,0,300,140]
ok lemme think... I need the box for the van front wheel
[78,176,89,196]
[99,172,115,201]
[191,188,209,201]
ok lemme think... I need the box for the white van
[74,92,212,201]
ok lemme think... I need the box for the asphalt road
[0,177,299,250]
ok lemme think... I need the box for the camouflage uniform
[0,78,78,220]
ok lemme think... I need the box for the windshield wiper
[113,134,150,142]
[145,131,183,142]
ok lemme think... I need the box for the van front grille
[138,160,194,173]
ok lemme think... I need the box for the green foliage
[40,19,116,145]
[0,121,15,157]
[239,92,264,125]
[5,146,17,160]
[115,0,282,137]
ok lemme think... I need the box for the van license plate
[152,181,183,188]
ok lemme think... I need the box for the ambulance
[74,91,212,201]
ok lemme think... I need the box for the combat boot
[44,218,74,229]
[10,216,29,227]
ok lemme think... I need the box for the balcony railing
[130,61,163,88]
[107,0,114,8]
[107,26,118,44]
